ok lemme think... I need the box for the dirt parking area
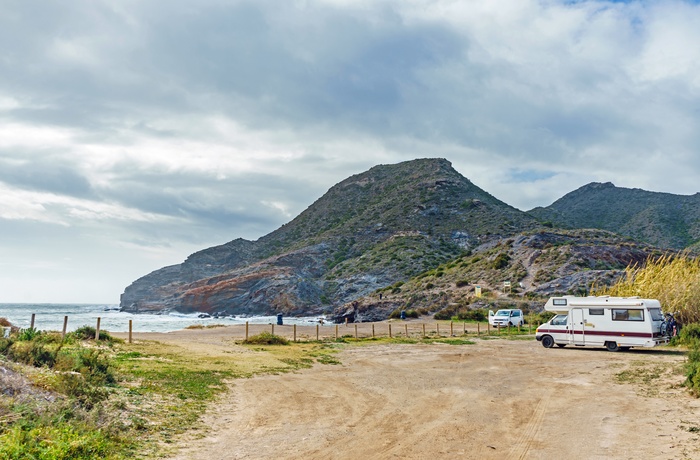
[123,327,700,460]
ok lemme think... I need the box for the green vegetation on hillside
[528,182,700,251]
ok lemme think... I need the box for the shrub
[17,327,41,342]
[70,326,116,342]
[455,280,470,288]
[7,341,60,368]
[493,253,510,269]
[527,311,556,325]
[242,332,289,345]
[680,323,700,346]
[0,317,12,327]
[0,338,11,354]
[686,344,700,396]
[456,309,488,322]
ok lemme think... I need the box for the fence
[8,314,535,344]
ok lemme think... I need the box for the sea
[0,303,328,333]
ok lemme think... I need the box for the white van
[488,309,524,328]
[535,296,669,351]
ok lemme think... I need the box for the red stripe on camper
[536,328,653,339]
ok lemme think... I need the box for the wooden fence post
[463,322,466,334]
[405,324,408,337]
[355,324,358,339]
[62,316,68,339]
[335,324,338,340]
[129,319,133,344]
[389,324,392,338]
[246,322,249,341]
[30,313,35,329]
[294,324,297,342]
[437,323,440,337]
[316,324,319,341]
[95,317,101,341]
[372,323,375,338]
[477,322,480,336]
[272,324,275,336]
[422,323,426,338]
[450,322,454,337]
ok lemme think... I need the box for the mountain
[528,182,700,250]
[120,158,540,315]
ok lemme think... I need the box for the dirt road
[140,331,700,460]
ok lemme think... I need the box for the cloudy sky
[1,0,700,304]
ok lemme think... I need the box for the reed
[594,252,700,324]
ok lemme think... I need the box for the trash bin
[277,313,283,325]
[400,310,406,320]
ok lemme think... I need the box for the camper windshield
[550,315,567,326]
[649,308,663,321]
[495,310,510,316]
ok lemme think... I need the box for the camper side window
[612,309,644,321]
[589,309,604,316]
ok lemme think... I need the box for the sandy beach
[114,324,700,459]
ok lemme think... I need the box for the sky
[1,0,700,304]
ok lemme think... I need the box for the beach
[113,324,700,460]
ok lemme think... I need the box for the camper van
[535,296,669,351]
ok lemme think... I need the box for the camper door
[567,308,585,345]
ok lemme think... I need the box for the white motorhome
[535,296,669,351]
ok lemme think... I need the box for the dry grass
[595,252,700,323]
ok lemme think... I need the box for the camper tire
[605,341,620,352]
[541,335,555,348]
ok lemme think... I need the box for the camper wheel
[605,341,620,352]
[541,335,555,348]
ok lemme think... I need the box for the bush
[680,323,700,345]
[70,326,116,342]
[7,341,60,368]
[456,309,488,322]
[242,332,289,345]
[17,327,41,342]
[455,280,469,288]
[527,311,555,325]
[686,344,700,396]
[493,253,510,269]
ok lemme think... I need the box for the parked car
[488,309,524,328]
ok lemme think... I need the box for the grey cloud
[0,152,93,198]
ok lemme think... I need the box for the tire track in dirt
[506,395,549,460]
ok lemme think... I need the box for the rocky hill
[120,158,540,316]
[335,228,660,322]
[528,182,700,250]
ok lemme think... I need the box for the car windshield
[495,311,510,316]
